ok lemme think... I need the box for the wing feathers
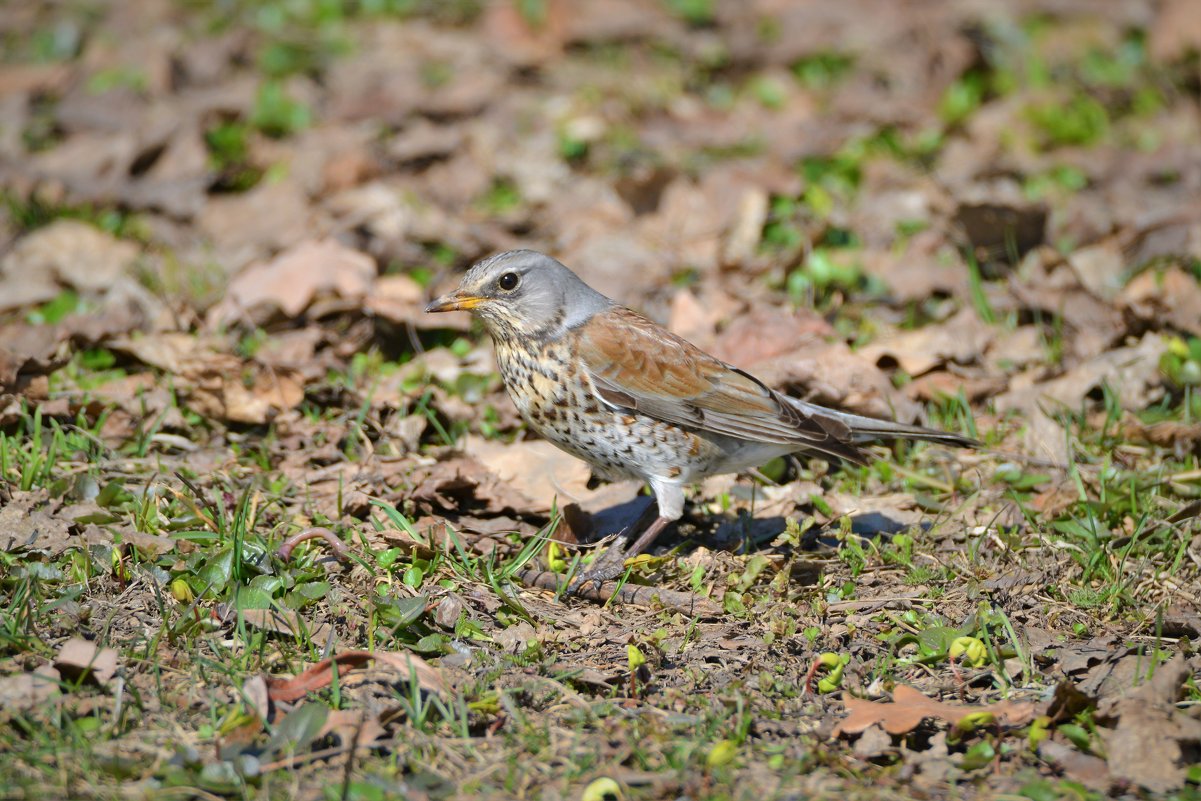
[574,307,868,461]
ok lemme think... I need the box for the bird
[425,250,977,591]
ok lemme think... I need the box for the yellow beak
[425,292,485,313]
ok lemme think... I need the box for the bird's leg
[567,481,684,596]
[567,512,674,594]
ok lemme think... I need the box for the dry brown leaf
[406,455,537,517]
[708,305,833,369]
[211,368,305,425]
[1067,239,1126,301]
[1099,655,1201,793]
[0,324,72,392]
[242,674,270,722]
[208,238,376,327]
[996,333,1168,465]
[0,219,139,293]
[1121,265,1201,338]
[833,685,1037,738]
[0,491,72,555]
[954,197,1047,265]
[859,308,992,377]
[229,608,333,643]
[1007,247,1126,361]
[111,333,305,423]
[464,435,595,514]
[755,339,926,424]
[367,273,470,330]
[1115,416,1201,452]
[0,664,62,712]
[860,236,969,302]
[320,709,387,747]
[666,286,741,350]
[1149,0,1201,63]
[483,0,569,66]
[111,331,231,374]
[54,637,119,688]
[265,650,446,702]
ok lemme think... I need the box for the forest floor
[3,0,1201,798]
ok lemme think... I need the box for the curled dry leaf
[0,323,72,392]
[1098,654,1201,794]
[207,238,377,327]
[859,308,992,378]
[319,709,387,747]
[996,332,1168,465]
[54,637,119,688]
[1121,265,1201,338]
[464,435,595,514]
[0,219,139,294]
[111,333,305,424]
[265,650,446,703]
[406,455,535,517]
[219,607,333,644]
[0,665,62,712]
[0,490,72,556]
[833,685,1038,738]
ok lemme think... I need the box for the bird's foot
[566,542,630,595]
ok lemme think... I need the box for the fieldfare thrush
[426,250,977,591]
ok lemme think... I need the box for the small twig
[276,527,354,562]
[515,569,721,616]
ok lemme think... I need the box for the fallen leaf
[755,339,927,424]
[1067,238,1126,301]
[1149,0,1201,63]
[111,333,305,424]
[1121,265,1201,338]
[0,665,62,713]
[208,238,376,327]
[265,650,446,702]
[1098,655,1201,794]
[494,620,537,652]
[54,637,119,688]
[464,435,596,514]
[954,197,1047,266]
[229,608,333,643]
[833,685,1037,737]
[0,219,139,293]
[319,709,387,747]
[483,0,569,66]
[859,308,992,377]
[996,333,1168,465]
[406,455,538,517]
[0,324,72,392]
[0,491,72,555]
[242,674,270,722]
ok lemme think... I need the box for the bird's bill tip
[425,292,485,313]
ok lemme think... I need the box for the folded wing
[572,306,869,464]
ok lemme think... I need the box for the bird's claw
[565,544,629,595]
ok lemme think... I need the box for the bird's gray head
[425,250,612,340]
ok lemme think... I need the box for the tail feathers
[787,398,979,449]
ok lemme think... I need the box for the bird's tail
[785,397,979,449]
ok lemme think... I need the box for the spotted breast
[491,333,721,485]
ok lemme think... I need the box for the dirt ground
[2,0,1201,798]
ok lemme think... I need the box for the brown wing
[571,306,868,464]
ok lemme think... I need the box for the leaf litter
[0,0,1200,798]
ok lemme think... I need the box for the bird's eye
[498,272,520,291]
